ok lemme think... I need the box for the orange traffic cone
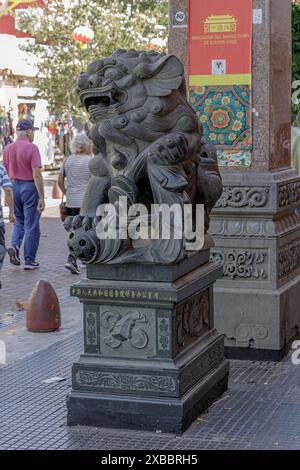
[26,280,61,332]
[52,181,62,199]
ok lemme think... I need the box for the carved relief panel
[211,248,269,280]
[84,305,100,354]
[175,290,210,354]
[99,305,156,358]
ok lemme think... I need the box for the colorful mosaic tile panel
[217,150,251,167]
[189,85,252,151]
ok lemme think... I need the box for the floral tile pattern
[189,85,252,166]
[216,150,251,167]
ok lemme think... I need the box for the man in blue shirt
[0,164,15,288]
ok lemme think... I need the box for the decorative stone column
[169,0,300,359]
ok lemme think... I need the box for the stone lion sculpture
[65,49,222,265]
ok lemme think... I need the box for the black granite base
[87,250,210,282]
[67,362,229,434]
[68,258,228,433]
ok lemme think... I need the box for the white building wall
[0,34,54,164]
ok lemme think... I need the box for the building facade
[0,1,54,164]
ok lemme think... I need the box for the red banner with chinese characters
[188,0,252,86]
[188,0,253,166]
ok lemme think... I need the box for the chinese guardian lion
[65,49,222,265]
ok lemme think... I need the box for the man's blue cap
[16,119,39,131]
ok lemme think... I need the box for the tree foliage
[19,0,168,116]
[293,2,300,83]
[292,2,300,119]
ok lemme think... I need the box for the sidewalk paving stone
[0,211,84,318]
[0,329,300,450]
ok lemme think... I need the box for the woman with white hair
[58,132,92,274]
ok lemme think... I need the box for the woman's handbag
[59,195,68,222]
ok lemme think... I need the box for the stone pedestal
[169,0,300,359]
[210,169,300,360]
[67,254,229,434]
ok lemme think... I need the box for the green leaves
[293,4,300,81]
[292,3,300,119]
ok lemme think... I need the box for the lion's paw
[148,133,188,166]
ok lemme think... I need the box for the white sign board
[175,10,185,24]
[253,9,263,25]
[212,59,226,75]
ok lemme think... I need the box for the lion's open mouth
[80,86,126,117]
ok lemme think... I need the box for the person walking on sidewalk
[3,119,45,270]
[58,133,92,274]
[0,164,16,288]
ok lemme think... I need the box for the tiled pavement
[0,212,83,365]
[0,212,84,321]
[1,213,300,450]
[1,330,300,450]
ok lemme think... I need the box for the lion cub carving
[65,49,222,265]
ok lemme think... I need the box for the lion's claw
[71,215,84,230]
[63,216,73,232]
[148,133,188,165]
[82,216,93,231]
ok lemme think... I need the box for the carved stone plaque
[175,289,210,353]
[99,305,156,358]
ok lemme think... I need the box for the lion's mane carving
[65,49,222,265]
